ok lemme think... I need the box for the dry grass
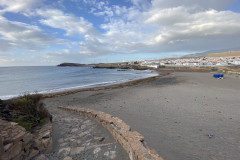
[206,51,240,57]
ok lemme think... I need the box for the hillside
[205,51,240,57]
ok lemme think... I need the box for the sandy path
[44,72,240,160]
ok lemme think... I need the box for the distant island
[57,63,88,67]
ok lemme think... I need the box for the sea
[0,66,158,100]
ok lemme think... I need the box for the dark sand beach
[44,72,240,160]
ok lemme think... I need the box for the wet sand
[44,72,240,160]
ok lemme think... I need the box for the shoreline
[0,68,159,100]
[42,65,240,99]
[43,71,240,160]
[42,71,167,98]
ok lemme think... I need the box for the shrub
[6,94,50,132]
[134,61,139,64]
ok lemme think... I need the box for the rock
[58,147,71,156]
[2,141,23,160]
[12,153,22,160]
[60,142,68,147]
[28,149,39,159]
[13,131,26,144]
[23,133,33,145]
[150,149,158,155]
[34,154,49,160]
[10,122,18,126]
[83,120,91,124]
[71,128,78,133]
[24,143,32,152]
[70,147,85,155]
[104,151,109,156]
[63,156,73,160]
[42,131,50,139]
[109,151,117,159]
[105,151,118,159]
[79,131,88,137]
[33,139,44,151]
[42,138,50,148]
[93,147,101,154]
[94,136,105,142]
[4,143,13,151]
[81,124,86,130]
[69,138,76,142]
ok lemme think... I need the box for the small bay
[0,66,157,99]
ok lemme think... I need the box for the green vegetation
[12,116,33,132]
[7,94,50,132]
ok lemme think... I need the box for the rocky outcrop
[59,106,163,160]
[0,119,52,160]
[92,64,152,70]
[57,62,152,70]
[57,63,88,67]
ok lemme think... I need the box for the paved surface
[43,104,129,160]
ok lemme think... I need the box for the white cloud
[0,16,62,51]
[0,0,44,14]
[151,0,237,10]
[36,8,98,37]
[81,0,240,55]
[131,0,151,10]
[145,8,240,44]
[1,0,240,66]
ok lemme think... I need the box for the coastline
[42,65,240,99]
[43,71,240,160]
[42,71,165,98]
[0,67,158,100]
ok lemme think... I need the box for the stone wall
[59,106,163,160]
[0,119,52,160]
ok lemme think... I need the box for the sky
[0,0,240,66]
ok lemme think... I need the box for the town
[139,56,240,68]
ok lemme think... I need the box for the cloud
[145,7,240,42]
[131,0,151,10]
[1,0,240,66]
[36,8,98,37]
[0,0,44,14]
[77,1,240,56]
[151,0,237,10]
[0,16,62,51]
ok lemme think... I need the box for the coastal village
[138,56,240,69]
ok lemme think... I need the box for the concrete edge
[58,106,164,160]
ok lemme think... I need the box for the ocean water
[0,66,157,100]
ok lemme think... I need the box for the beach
[43,72,240,160]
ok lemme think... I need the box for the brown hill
[205,51,240,57]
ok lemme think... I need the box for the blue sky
[0,0,240,66]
